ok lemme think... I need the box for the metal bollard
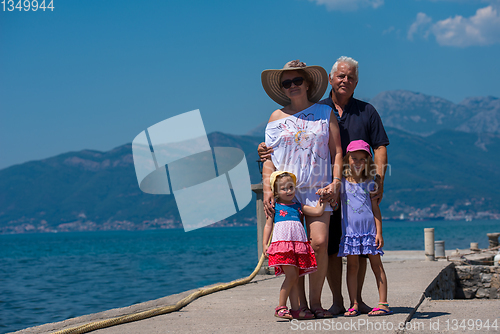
[424,228,435,261]
[470,242,480,252]
[487,233,500,249]
[435,240,445,259]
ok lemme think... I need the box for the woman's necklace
[346,180,369,214]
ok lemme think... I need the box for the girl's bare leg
[345,255,359,315]
[297,276,308,309]
[357,256,372,313]
[367,254,390,314]
[280,265,300,310]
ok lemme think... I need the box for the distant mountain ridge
[1,125,500,234]
[247,90,500,138]
[0,133,263,234]
[456,96,500,134]
[2,90,500,233]
[370,90,473,135]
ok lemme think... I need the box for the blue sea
[1,220,499,333]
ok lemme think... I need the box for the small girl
[338,140,393,317]
[263,171,325,320]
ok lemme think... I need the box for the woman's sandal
[368,303,393,316]
[344,302,360,317]
[311,307,334,319]
[290,307,315,320]
[274,305,293,319]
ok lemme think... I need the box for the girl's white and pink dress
[267,202,317,276]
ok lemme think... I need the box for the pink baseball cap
[346,140,372,157]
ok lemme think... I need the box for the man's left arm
[367,102,389,205]
[372,145,387,205]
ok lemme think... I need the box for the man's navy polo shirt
[318,91,389,155]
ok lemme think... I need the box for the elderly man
[258,56,389,316]
[318,56,389,315]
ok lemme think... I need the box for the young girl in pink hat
[338,140,392,317]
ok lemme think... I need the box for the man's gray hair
[330,56,359,80]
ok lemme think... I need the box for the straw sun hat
[261,60,328,106]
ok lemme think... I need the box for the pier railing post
[251,183,270,274]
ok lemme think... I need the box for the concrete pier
[14,250,500,334]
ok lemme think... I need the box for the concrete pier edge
[11,281,221,334]
[11,252,467,334]
[402,263,455,326]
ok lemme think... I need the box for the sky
[1,0,500,170]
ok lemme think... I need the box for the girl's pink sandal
[344,302,360,317]
[274,305,293,319]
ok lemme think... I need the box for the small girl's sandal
[275,305,293,319]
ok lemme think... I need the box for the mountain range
[1,90,499,234]
[248,90,500,138]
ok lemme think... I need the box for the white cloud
[309,0,384,11]
[427,0,488,3]
[408,5,500,46]
[408,12,433,40]
[433,6,500,46]
[382,26,396,35]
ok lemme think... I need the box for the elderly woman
[261,60,343,319]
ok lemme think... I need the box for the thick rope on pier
[52,241,271,334]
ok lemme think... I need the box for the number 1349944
[2,0,54,11]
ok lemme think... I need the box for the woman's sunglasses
[281,77,304,89]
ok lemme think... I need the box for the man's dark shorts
[328,208,342,256]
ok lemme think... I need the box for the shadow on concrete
[390,306,414,314]
[413,311,451,319]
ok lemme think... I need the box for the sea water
[0,220,498,333]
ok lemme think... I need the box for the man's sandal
[290,307,315,320]
[275,305,293,319]
[358,303,373,314]
[328,304,347,315]
[368,303,393,316]
[311,307,334,319]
